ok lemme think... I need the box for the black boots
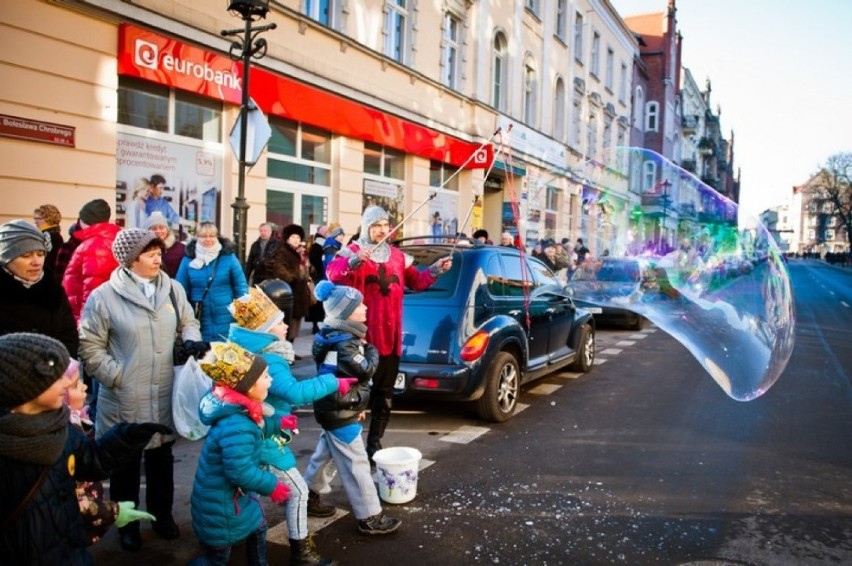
[307,490,336,518]
[118,524,141,552]
[289,536,337,566]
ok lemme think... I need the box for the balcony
[682,114,699,134]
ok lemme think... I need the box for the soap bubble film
[549,147,795,400]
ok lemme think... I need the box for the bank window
[430,160,459,191]
[267,118,331,186]
[364,142,404,180]
[305,0,342,29]
[118,77,221,142]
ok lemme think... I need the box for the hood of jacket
[184,236,236,259]
[75,221,121,242]
[107,266,172,312]
[227,324,278,353]
[197,389,245,426]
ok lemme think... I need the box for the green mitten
[115,501,156,528]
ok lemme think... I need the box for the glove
[126,422,173,444]
[337,377,359,396]
[347,255,363,270]
[428,256,452,277]
[270,481,290,504]
[185,340,211,358]
[280,414,299,432]
[115,501,156,528]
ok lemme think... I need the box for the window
[590,31,600,77]
[118,77,221,142]
[429,160,459,191]
[573,12,584,62]
[619,62,627,103]
[305,0,342,29]
[525,0,540,17]
[602,115,613,164]
[267,118,332,186]
[826,229,835,240]
[586,112,598,160]
[633,86,645,128]
[523,60,537,126]
[441,12,461,89]
[385,0,412,64]
[553,77,566,141]
[571,90,582,146]
[364,142,404,180]
[492,32,508,111]
[645,101,659,132]
[605,47,614,90]
[555,0,567,41]
[642,161,656,192]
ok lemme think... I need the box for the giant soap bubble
[547,147,794,400]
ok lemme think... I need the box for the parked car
[395,239,595,422]
[568,257,645,330]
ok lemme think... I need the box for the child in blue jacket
[228,286,345,565]
[190,341,290,566]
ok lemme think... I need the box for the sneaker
[357,513,401,535]
[307,490,337,518]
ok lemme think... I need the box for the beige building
[1,0,637,256]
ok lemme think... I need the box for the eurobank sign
[117,24,488,168]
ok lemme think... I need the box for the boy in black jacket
[304,280,401,535]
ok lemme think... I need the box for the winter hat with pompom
[314,280,363,323]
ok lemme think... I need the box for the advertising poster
[428,191,459,240]
[363,179,404,239]
[116,132,223,237]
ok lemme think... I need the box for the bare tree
[810,152,852,250]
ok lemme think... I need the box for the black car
[568,257,645,330]
[394,240,595,422]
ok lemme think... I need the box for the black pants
[110,440,176,527]
[366,354,400,455]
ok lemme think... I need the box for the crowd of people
[0,200,457,565]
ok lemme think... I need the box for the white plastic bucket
[372,446,422,504]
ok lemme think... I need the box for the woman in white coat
[78,228,203,552]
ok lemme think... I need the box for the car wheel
[569,323,595,372]
[476,351,520,423]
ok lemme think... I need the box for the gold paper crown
[230,288,281,331]
[200,341,258,390]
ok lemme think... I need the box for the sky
[609,0,852,215]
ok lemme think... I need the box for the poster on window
[427,191,459,240]
[363,179,404,239]
[116,132,223,238]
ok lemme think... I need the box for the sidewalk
[88,325,342,564]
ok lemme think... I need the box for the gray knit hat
[112,228,157,268]
[145,211,169,229]
[314,280,363,322]
[359,205,389,243]
[0,219,52,266]
[79,198,111,225]
[0,333,70,410]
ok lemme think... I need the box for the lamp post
[222,0,276,266]
[659,179,672,250]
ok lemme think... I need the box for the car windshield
[399,245,461,298]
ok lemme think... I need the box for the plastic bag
[172,357,211,440]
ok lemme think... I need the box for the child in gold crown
[228,286,345,565]
[190,341,289,565]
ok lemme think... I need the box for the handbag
[191,258,219,322]
[169,286,192,366]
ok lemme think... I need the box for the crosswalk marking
[440,424,491,444]
[555,371,582,379]
[629,333,648,339]
[616,340,636,347]
[528,383,562,395]
[593,358,608,365]
[599,348,623,355]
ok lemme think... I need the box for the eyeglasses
[33,216,42,221]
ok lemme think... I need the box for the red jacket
[326,243,436,356]
[62,222,121,323]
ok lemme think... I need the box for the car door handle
[546,308,556,314]
[508,310,521,316]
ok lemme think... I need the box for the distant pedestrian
[145,212,184,278]
[574,238,590,264]
[245,222,278,285]
[33,204,64,270]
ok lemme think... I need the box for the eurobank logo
[119,24,243,104]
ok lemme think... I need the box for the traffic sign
[229,97,272,166]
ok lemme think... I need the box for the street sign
[228,97,272,166]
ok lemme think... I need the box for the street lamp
[222,0,276,266]
[659,179,672,250]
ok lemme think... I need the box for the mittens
[337,377,359,396]
[270,481,290,504]
[185,340,211,358]
[115,501,156,528]
[126,422,173,444]
[280,414,299,432]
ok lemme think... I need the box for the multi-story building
[1,0,645,257]
[792,173,850,255]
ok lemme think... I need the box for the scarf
[0,407,69,465]
[324,318,367,339]
[262,339,295,365]
[190,240,222,269]
[212,386,273,425]
[127,269,158,302]
[2,265,44,289]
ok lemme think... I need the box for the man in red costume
[326,205,452,463]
